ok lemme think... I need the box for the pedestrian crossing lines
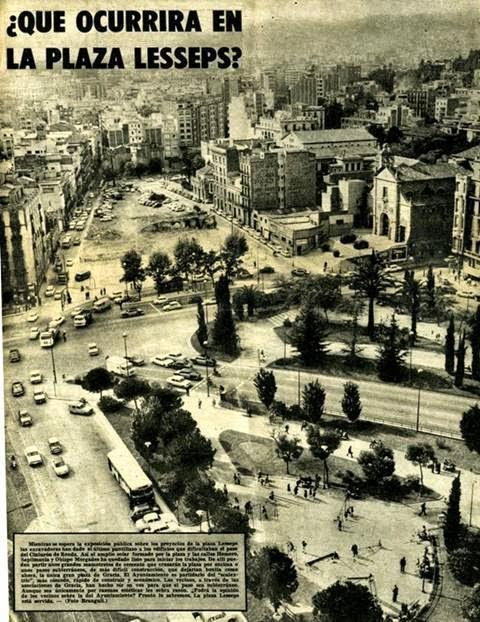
[267,311,294,327]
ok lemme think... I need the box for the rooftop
[285,128,375,144]
[395,161,464,181]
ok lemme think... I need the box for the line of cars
[24,438,70,477]
[151,352,216,390]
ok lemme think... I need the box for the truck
[106,356,135,377]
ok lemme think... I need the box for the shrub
[259,266,275,274]
[436,438,451,450]
[403,475,421,493]
[353,239,369,250]
[333,249,341,258]
[288,404,304,421]
[283,318,292,328]
[321,243,331,252]
[448,548,480,585]
[375,475,403,499]
[340,233,357,244]
[340,469,364,493]
[98,395,125,413]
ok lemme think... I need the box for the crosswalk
[267,311,295,327]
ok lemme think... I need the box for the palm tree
[351,251,392,339]
[240,285,259,318]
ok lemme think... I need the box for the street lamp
[122,332,129,360]
[409,330,415,384]
[297,368,301,407]
[49,347,57,397]
[203,340,210,397]
[416,368,423,433]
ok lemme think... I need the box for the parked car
[29,327,40,340]
[177,368,202,381]
[135,512,173,533]
[48,437,62,454]
[88,343,99,356]
[166,375,192,390]
[25,445,43,467]
[236,268,253,279]
[291,268,310,277]
[153,296,168,305]
[11,381,25,397]
[29,370,43,384]
[33,390,47,405]
[18,409,32,427]
[45,285,56,297]
[152,356,174,368]
[120,307,145,318]
[49,315,65,329]
[27,313,39,323]
[75,270,91,282]
[73,236,81,246]
[65,258,74,267]
[54,290,63,301]
[52,456,69,477]
[130,503,160,522]
[9,348,21,363]
[162,301,182,311]
[125,355,145,366]
[68,398,94,416]
[191,355,217,367]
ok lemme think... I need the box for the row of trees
[119,232,249,297]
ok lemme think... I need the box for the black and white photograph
[2,1,480,621]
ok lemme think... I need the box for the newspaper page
[2,1,480,621]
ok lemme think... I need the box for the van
[93,297,112,313]
[74,270,91,282]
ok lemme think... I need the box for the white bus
[39,327,59,348]
[107,448,155,508]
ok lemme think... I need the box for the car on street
[68,398,94,416]
[45,285,56,297]
[169,359,191,370]
[135,511,173,533]
[27,312,39,323]
[29,370,43,384]
[168,352,184,360]
[25,445,43,467]
[259,266,275,274]
[153,296,168,305]
[11,381,25,397]
[130,503,160,522]
[18,409,33,427]
[236,268,253,279]
[125,355,145,366]
[166,375,192,390]
[54,290,63,301]
[52,456,70,477]
[48,437,63,454]
[73,236,81,246]
[162,301,182,311]
[29,327,40,340]
[75,270,91,282]
[49,315,65,329]
[120,307,145,318]
[66,258,74,267]
[88,343,99,356]
[9,348,21,363]
[177,368,202,381]
[191,355,217,367]
[291,268,310,277]
[152,356,174,368]
[33,389,47,405]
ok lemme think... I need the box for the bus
[39,327,59,348]
[107,448,155,508]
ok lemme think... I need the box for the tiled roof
[286,128,375,144]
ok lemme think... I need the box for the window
[382,186,388,200]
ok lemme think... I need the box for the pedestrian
[258,471,263,481]
[392,585,399,603]
[269,491,275,502]
[262,506,268,520]
[312,488,317,500]
[287,483,291,493]
[62,331,67,342]
[186,386,190,396]
[294,486,298,496]
[347,445,354,458]
[223,484,228,495]
[285,424,289,434]
[420,502,427,516]
[344,508,349,520]
[302,540,307,553]
[304,489,308,499]
[212,397,216,407]
[349,505,355,517]
[234,496,240,506]
[198,399,202,409]
[351,544,359,558]
[400,557,406,573]
[337,517,342,531]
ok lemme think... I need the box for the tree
[82,367,113,398]
[253,368,277,410]
[302,274,342,323]
[307,428,341,487]
[405,443,435,491]
[460,404,480,454]
[196,300,208,346]
[376,316,407,382]
[448,548,480,585]
[174,237,203,286]
[239,285,258,318]
[183,477,228,528]
[426,264,436,311]
[341,382,362,423]
[212,275,239,355]
[247,546,298,612]
[131,409,162,458]
[312,580,383,622]
[302,380,326,424]
[165,428,215,474]
[113,376,150,415]
[274,434,303,474]
[211,506,252,535]
[351,251,391,339]
[469,305,480,380]
[401,269,422,340]
[357,442,395,483]
[462,583,480,620]
[199,249,222,286]
[455,330,467,388]
[222,232,249,279]
[290,304,329,367]
[445,315,456,374]
[181,147,205,183]
[444,475,462,551]
[146,252,171,294]
[120,249,145,296]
